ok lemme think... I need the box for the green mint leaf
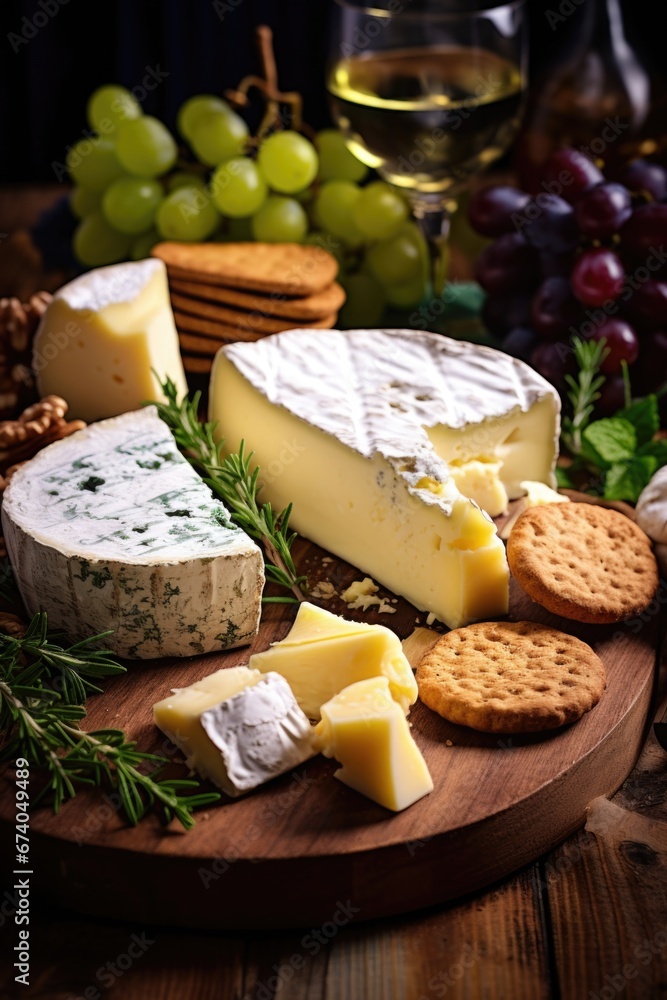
[617,395,659,446]
[636,438,667,467]
[603,456,658,502]
[555,466,576,489]
[582,418,637,467]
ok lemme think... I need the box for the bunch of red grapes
[468,148,667,415]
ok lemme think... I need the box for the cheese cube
[154,668,315,797]
[314,677,433,812]
[248,602,418,720]
[33,258,187,422]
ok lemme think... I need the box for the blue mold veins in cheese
[1,406,264,658]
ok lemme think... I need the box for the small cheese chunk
[33,258,187,422]
[341,577,396,614]
[520,480,570,506]
[154,668,314,797]
[449,459,508,518]
[248,602,418,720]
[401,628,441,670]
[314,677,433,812]
[1,407,263,658]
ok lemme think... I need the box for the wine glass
[328,0,528,298]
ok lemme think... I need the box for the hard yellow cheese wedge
[34,258,187,422]
[248,602,418,720]
[314,677,433,812]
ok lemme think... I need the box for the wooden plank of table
[547,677,667,1000]
[0,865,553,999]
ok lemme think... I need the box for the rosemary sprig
[558,336,667,502]
[153,377,307,603]
[561,337,609,455]
[0,613,220,828]
[0,612,125,705]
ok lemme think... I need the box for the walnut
[0,612,27,637]
[0,395,86,561]
[0,292,52,419]
[0,395,86,476]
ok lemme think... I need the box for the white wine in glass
[328,0,528,296]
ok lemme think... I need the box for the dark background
[0,0,661,184]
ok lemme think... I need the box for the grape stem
[173,159,207,176]
[225,26,307,141]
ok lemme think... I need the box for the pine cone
[0,292,52,419]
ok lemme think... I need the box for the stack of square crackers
[151,242,344,376]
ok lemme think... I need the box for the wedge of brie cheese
[33,258,188,422]
[314,676,433,812]
[2,407,263,658]
[210,328,560,628]
[153,667,315,797]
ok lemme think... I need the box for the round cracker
[170,278,346,320]
[416,621,606,734]
[172,296,336,334]
[179,332,228,356]
[508,503,658,624]
[151,242,338,296]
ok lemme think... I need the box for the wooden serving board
[0,503,661,930]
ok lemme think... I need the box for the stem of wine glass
[409,193,457,299]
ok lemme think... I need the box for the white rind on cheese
[2,407,264,658]
[217,327,560,503]
[210,328,561,627]
[33,259,188,423]
[153,667,314,797]
[200,673,315,796]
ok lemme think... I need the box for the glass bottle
[517,0,666,190]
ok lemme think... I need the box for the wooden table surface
[1,187,667,999]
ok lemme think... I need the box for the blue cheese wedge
[1,407,263,658]
[153,667,315,796]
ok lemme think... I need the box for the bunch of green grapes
[68,86,429,325]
